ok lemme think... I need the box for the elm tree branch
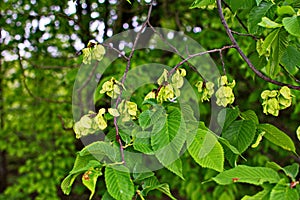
[216,0,300,90]
[113,2,154,165]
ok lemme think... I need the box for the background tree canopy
[1,0,300,199]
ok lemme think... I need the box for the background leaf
[258,123,296,153]
[248,2,274,34]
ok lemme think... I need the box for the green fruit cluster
[195,80,215,102]
[261,86,294,116]
[145,68,186,103]
[215,75,235,107]
[82,42,106,64]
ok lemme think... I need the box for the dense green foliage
[1,0,300,199]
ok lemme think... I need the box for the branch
[168,45,236,77]
[112,1,154,165]
[216,0,300,90]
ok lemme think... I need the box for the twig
[219,50,226,75]
[112,1,154,165]
[216,0,300,90]
[168,45,236,76]
[231,30,258,40]
[57,115,73,131]
[102,43,129,61]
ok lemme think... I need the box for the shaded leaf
[222,120,256,153]
[281,46,300,75]
[258,123,296,153]
[270,179,299,200]
[248,2,274,34]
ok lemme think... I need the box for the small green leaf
[126,0,131,4]
[258,123,296,153]
[258,17,282,28]
[190,0,215,9]
[297,126,300,142]
[61,174,78,195]
[188,129,224,172]
[283,16,300,37]
[82,168,103,200]
[218,137,240,155]
[212,165,281,185]
[255,0,263,6]
[141,176,177,200]
[270,179,299,200]
[241,185,272,199]
[283,163,299,181]
[105,166,135,200]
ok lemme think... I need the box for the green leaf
[141,176,177,200]
[61,155,101,195]
[82,168,103,200]
[258,17,282,28]
[126,0,131,4]
[61,174,78,195]
[190,0,215,9]
[277,6,295,16]
[217,107,239,132]
[151,106,186,178]
[105,166,135,200]
[283,16,300,37]
[256,0,263,6]
[283,163,299,180]
[212,165,281,185]
[242,185,272,199]
[281,46,300,75]
[218,137,240,155]
[133,131,154,154]
[79,141,119,162]
[225,0,255,12]
[263,28,289,78]
[258,123,296,153]
[188,129,224,172]
[270,179,299,200]
[222,120,256,153]
[240,110,259,125]
[139,105,165,130]
[248,2,274,34]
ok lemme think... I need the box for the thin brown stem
[216,0,300,90]
[112,2,154,165]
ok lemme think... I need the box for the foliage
[1,0,300,200]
